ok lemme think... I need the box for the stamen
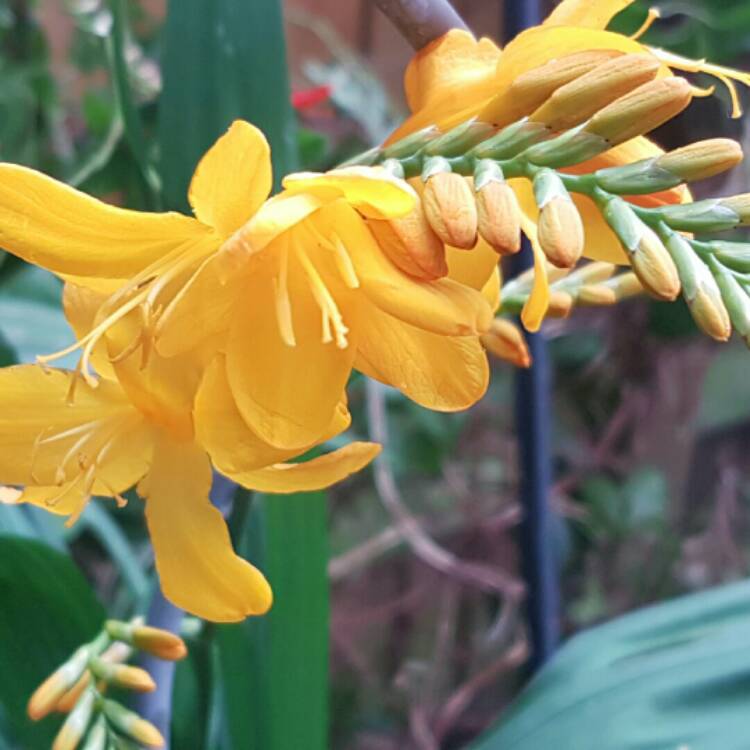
[297,247,349,349]
[630,7,660,40]
[649,46,750,118]
[307,224,360,289]
[273,241,296,347]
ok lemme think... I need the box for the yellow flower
[0,120,493,452]
[0,363,380,622]
[384,0,750,329]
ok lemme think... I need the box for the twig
[372,0,469,50]
[365,380,524,600]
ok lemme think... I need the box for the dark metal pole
[504,0,560,671]
[373,0,469,50]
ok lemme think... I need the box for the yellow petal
[0,164,209,277]
[478,27,661,127]
[226,266,357,450]
[482,266,502,313]
[445,236,500,291]
[387,30,502,144]
[0,365,137,486]
[241,192,324,254]
[321,202,492,336]
[515,204,550,332]
[195,354,352,476]
[154,251,244,357]
[355,301,489,411]
[229,442,381,494]
[188,120,272,237]
[543,0,636,29]
[142,436,272,622]
[281,166,416,220]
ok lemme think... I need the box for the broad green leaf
[218,492,330,750]
[0,535,105,748]
[158,0,298,209]
[473,580,750,750]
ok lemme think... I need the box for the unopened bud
[55,672,91,714]
[608,272,643,300]
[657,199,741,233]
[663,232,731,340]
[713,262,750,342]
[81,716,107,750]
[423,119,495,157]
[710,240,750,272]
[577,285,617,306]
[470,120,551,160]
[572,262,617,286]
[368,202,447,280]
[89,657,156,693]
[524,127,609,169]
[28,646,90,721]
[481,319,531,368]
[474,164,521,256]
[719,194,750,224]
[131,625,187,661]
[103,700,165,748]
[603,197,680,300]
[531,54,660,132]
[534,169,584,268]
[547,290,574,317]
[586,77,693,146]
[53,689,95,750]
[656,139,743,183]
[423,163,478,250]
[504,50,624,120]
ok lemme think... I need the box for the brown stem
[372,0,469,50]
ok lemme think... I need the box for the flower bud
[53,689,95,750]
[524,128,609,169]
[710,240,750,272]
[89,657,156,693]
[609,272,643,300]
[546,290,574,317]
[103,700,165,748]
[81,716,107,750]
[368,202,447,280]
[481,319,531,368]
[603,197,680,300]
[55,672,92,714]
[657,199,741,232]
[662,232,731,340]
[656,139,743,183]
[586,77,693,145]
[577,284,617,306]
[470,120,551,160]
[534,170,584,268]
[531,54,660,132]
[423,166,478,250]
[507,50,624,118]
[131,625,187,661]
[714,263,750,343]
[423,119,495,157]
[572,262,616,286]
[28,646,90,721]
[719,194,750,224]
[474,169,521,255]
[382,126,440,159]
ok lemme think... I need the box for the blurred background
[0,1,750,748]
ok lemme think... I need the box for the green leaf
[218,492,330,750]
[473,580,750,749]
[0,535,105,748]
[158,0,298,210]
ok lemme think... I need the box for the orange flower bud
[90,657,156,693]
[103,700,165,748]
[423,173,478,249]
[631,227,681,301]
[546,290,574,318]
[52,690,94,750]
[28,647,90,721]
[690,282,732,341]
[367,201,448,280]
[481,319,531,368]
[577,284,617,306]
[656,139,743,183]
[55,672,91,714]
[132,625,187,661]
[537,196,584,268]
[476,180,521,256]
[531,54,660,132]
[587,77,693,146]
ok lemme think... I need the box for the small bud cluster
[28,618,187,750]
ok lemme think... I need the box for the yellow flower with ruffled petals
[0,120,493,453]
[0,361,379,622]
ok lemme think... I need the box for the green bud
[656,199,741,233]
[102,700,164,748]
[595,158,681,195]
[533,168,568,208]
[53,689,95,750]
[338,145,382,168]
[81,716,107,750]
[423,119,495,157]
[524,126,609,168]
[382,126,440,159]
[707,241,750,273]
[712,261,750,341]
[381,158,405,180]
[469,119,550,160]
